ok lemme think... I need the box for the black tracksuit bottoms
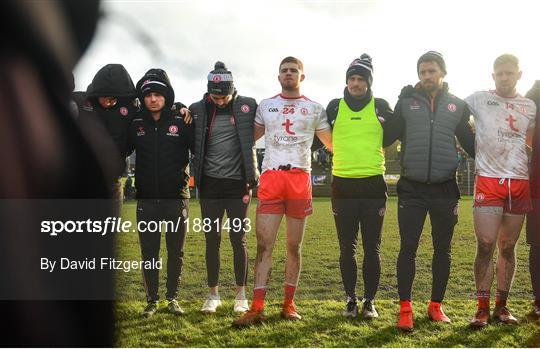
[396,177,459,302]
[332,175,387,301]
[200,176,249,288]
[136,199,188,302]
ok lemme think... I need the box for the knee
[499,240,517,260]
[363,242,381,258]
[205,232,221,247]
[256,239,273,255]
[433,242,451,257]
[476,239,495,259]
[287,242,302,258]
[339,239,357,257]
[230,233,247,251]
[399,241,419,259]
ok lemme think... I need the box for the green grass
[114,197,540,347]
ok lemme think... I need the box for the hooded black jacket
[77,64,138,177]
[128,69,194,199]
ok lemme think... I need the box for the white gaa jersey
[255,94,330,173]
[465,90,536,179]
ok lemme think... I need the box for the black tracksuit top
[127,107,194,199]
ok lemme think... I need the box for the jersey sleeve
[464,93,478,117]
[528,102,537,130]
[254,103,265,127]
[316,107,330,131]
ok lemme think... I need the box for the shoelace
[347,302,357,312]
[364,302,374,312]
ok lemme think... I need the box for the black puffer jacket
[389,82,475,183]
[190,93,259,189]
[127,69,194,199]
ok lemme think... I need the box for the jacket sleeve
[126,121,135,157]
[185,119,195,154]
[381,99,404,147]
[326,98,340,130]
[455,104,475,158]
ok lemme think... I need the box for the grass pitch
[114,197,540,347]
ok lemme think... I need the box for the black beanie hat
[207,61,234,96]
[346,54,373,86]
[136,68,175,109]
[417,50,446,74]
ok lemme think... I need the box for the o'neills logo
[167,125,179,136]
[137,126,145,136]
[475,192,485,203]
[274,134,298,143]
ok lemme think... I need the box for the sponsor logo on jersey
[273,134,298,143]
[448,103,456,112]
[120,107,128,116]
[505,115,519,132]
[282,119,295,135]
[241,104,250,113]
[487,100,499,106]
[137,126,145,136]
[167,125,179,137]
[268,107,279,112]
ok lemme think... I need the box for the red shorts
[256,169,313,218]
[474,175,532,214]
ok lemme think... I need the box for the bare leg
[253,213,283,287]
[474,209,502,291]
[284,216,307,285]
[495,214,524,291]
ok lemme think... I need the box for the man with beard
[466,54,536,327]
[233,56,332,327]
[190,62,258,314]
[127,68,194,317]
[326,54,395,319]
[388,51,475,331]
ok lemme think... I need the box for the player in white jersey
[233,56,332,327]
[465,54,536,328]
